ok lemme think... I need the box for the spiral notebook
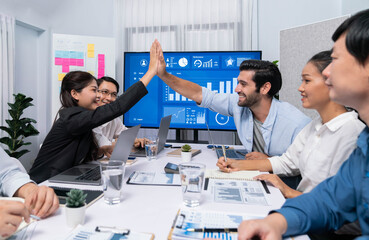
[205,169,260,180]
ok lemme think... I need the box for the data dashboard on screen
[123,51,262,130]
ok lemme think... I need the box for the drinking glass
[100,160,125,205]
[179,162,206,207]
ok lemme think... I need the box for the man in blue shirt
[0,147,59,238]
[156,50,310,158]
[237,9,369,240]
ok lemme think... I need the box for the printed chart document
[168,209,263,240]
[206,179,269,206]
[65,225,154,240]
[127,171,181,186]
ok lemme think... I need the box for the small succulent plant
[181,144,192,152]
[66,189,87,208]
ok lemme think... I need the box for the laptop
[130,115,172,157]
[48,124,141,185]
[205,120,247,160]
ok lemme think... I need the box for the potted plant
[0,93,39,159]
[181,144,192,162]
[65,189,87,227]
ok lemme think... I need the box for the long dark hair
[57,71,99,161]
[60,71,97,108]
[308,50,332,74]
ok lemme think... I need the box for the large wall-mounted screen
[123,51,262,130]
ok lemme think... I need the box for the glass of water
[100,160,125,205]
[179,162,206,207]
[145,136,158,160]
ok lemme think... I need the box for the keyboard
[216,149,248,159]
[76,167,101,181]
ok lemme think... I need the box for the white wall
[257,0,342,61]
[257,0,368,61]
[0,0,115,169]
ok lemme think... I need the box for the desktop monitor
[123,51,262,130]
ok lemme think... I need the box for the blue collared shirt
[277,127,369,237]
[0,147,32,197]
[199,88,311,155]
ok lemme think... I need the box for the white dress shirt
[268,111,365,193]
[0,147,32,197]
[93,118,127,147]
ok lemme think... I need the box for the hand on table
[254,174,301,199]
[16,183,59,219]
[134,138,145,148]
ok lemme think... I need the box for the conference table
[28,144,308,240]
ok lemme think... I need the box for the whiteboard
[51,34,115,121]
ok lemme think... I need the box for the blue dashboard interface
[123,51,262,130]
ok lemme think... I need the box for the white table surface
[34,144,293,240]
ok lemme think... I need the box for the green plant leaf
[0,137,12,146]
[23,124,39,137]
[11,149,29,159]
[21,118,37,124]
[0,93,39,159]
[0,126,13,137]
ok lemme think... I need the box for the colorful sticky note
[58,73,66,81]
[87,44,95,50]
[88,71,95,76]
[87,51,94,58]
[98,54,105,61]
[62,65,70,73]
[55,51,63,58]
[70,51,77,59]
[62,58,70,65]
[55,58,63,65]
[76,59,84,66]
[70,58,77,65]
[76,52,84,59]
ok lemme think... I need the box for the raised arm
[140,40,160,87]
[156,41,203,104]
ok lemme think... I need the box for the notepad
[205,169,260,180]
[50,186,103,207]
[166,148,202,157]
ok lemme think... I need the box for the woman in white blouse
[216,50,365,198]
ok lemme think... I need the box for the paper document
[207,179,269,206]
[168,209,263,239]
[127,171,181,186]
[65,225,154,240]
[205,169,260,180]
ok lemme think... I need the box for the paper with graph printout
[65,225,154,240]
[169,209,263,240]
[127,171,181,186]
[207,179,269,206]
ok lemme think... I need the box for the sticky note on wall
[58,73,66,81]
[87,44,95,58]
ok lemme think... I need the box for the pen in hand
[221,145,227,163]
